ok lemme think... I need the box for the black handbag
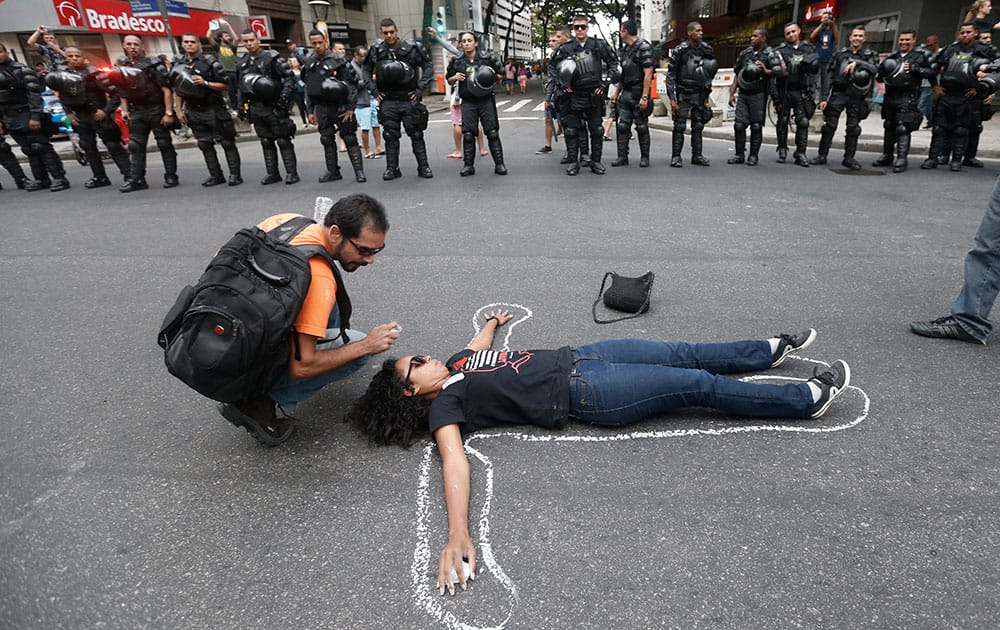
[592,271,654,324]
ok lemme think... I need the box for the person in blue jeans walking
[912,174,1000,344]
[349,310,852,594]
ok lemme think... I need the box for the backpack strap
[269,215,353,345]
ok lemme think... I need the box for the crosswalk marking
[504,99,531,112]
[431,97,546,118]
[532,102,546,111]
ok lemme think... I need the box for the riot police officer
[728,28,783,166]
[0,132,30,190]
[109,34,178,192]
[446,31,506,176]
[0,43,69,191]
[811,26,878,170]
[238,28,299,185]
[364,18,436,180]
[611,19,654,168]
[922,23,994,172]
[666,21,717,167]
[874,30,933,173]
[963,29,1000,168]
[552,14,619,175]
[172,32,242,186]
[303,30,366,184]
[774,22,819,167]
[47,46,130,188]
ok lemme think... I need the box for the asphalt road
[2,96,999,629]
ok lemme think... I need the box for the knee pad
[485,128,500,142]
[197,140,214,153]
[382,126,401,141]
[259,137,276,149]
[564,126,578,140]
[616,121,630,135]
[691,120,705,133]
[635,122,648,133]
[750,122,762,133]
[795,115,809,128]
[127,139,144,155]
[954,126,969,140]
[78,137,98,153]
[320,133,337,148]
[408,130,423,142]
[220,139,237,152]
[845,124,861,139]
[733,122,747,133]
[672,119,687,133]
[461,131,476,142]
[27,141,47,156]
[275,137,293,151]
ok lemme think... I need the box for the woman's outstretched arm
[466,310,512,351]
[434,423,475,595]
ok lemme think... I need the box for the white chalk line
[411,307,871,629]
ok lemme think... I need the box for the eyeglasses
[405,355,428,387]
[347,236,386,257]
[573,24,589,30]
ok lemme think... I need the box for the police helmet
[558,58,577,87]
[800,53,820,75]
[319,77,349,103]
[739,61,764,83]
[694,58,719,86]
[376,60,415,89]
[44,70,85,99]
[978,73,1000,98]
[848,67,873,93]
[879,57,908,87]
[467,65,497,97]
[240,73,280,101]
[169,65,201,99]
[104,65,144,90]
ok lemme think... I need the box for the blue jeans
[568,339,814,426]
[268,327,369,410]
[951,174,1000,341]
[918,85,935,126]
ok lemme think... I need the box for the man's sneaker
[771,328,818,367]
[217,395,294,446]
[536,145,552,154]
[910,315,985,344]
[809,360,851,419]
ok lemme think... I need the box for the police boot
[776,147,788,163]
[319,143,343,182]
[460,132,476,177]
[162,150,179,189]
[413,138,433,179]
[200,145,226,187]
[223,141,242,186]
[950,131,969,172]
[873,132,894,167]
[0,146,28,187]
[588,129,606,174]
[488,134,507,175]
[690,133,709,166]
[747,125,762,166]
[564,129,580,176]
[963,132,984,168]
[42,150,70,192]
[24,155,50,191]
[921,130,943,169]
[670,130,684,167]
[728,126,746,164]
[637,126,650,168]
[794,125,810,166]
[347,144,366,182]
[611,124,629,167]
[811,125,833,165]
[278,141,299,184]
[260,142,283,184]
[111,149,131,184]
[579,130,591,167]
[893,132,911,173]
[383,139,402,180]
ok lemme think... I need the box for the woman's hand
[438,535,477,595]
[483,309,512,326]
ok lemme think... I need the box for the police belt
[380,89,413,101]
[183,99,219,112]
[129,99,164,110]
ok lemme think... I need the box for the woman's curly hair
[348,358,431,448]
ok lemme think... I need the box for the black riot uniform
[364,36,435,180]
[172,52,241,186]
[446,50,506,176]
[613,35,654,168]
[0,131,30,190]
[963,43,1000,168]
[551,36,619,175]
[109,54,178,191]
[46,64,130,187]
[666,39,718,166]
[237,48,298,184]
[812,45,878,169]
[873,46,933,173]
[728,43,783,166]
[774,40,819,166]
[302,48,366,183]
[922,40,994,172]
[0,55,68,191]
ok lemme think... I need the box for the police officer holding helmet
[0,42,69,191]
[446,31,506,176]
[728,28,783,166]
[46,46,130,189]
[172,32,242,187]
[109,34,178,192]
[874,30,933,173]
[364,18,436,180]
[551,14,619,176]
[811,26,878,170]
[238,28,299,185]
[774,22,819,167]
[303,29,366,184]
[611,19,654,168]
[666,21,717,167]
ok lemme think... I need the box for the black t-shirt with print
[427,347,573,435]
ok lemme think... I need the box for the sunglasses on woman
[405,355,428,387]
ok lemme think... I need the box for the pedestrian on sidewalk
[351,45,384,159]
[537,27,569,155]
[810,12,839,106]
[917,35,941,129]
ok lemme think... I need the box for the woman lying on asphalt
[349,310,851,595]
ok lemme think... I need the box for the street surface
[2,87,999,629]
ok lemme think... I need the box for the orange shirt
[257,214,337,338]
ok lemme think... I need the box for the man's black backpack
[157,215,351,403]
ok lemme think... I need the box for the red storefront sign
[247,15,273,40]
[804,0,841,22]
[52,0,224,36]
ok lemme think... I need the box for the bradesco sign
[57,0,222,35]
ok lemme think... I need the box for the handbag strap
[592,272,652,324]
